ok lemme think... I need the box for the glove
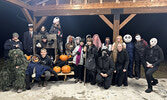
[36,43,42,48]
[77,51,80,55]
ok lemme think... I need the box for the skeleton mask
[150,38,157,47]
[135,35,141,41]
[123,34,132,43]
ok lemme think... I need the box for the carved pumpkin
[53,66,61,73]
[62,65,71,73]
[25,54,31,61]
[60,55,68,61]
[31,55,40,63]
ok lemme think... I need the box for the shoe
[145,88,153,93]
[151,79,158,86]
[38,82,42,87]
[42,81,47,87]
[135,77,140,80]
[128,75,133,78]
[75,79,79,83]
[79,79,82,83]
[17,89,23,93]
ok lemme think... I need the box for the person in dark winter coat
[38,26,49,35]
[144,38,164,93]
[84,38,98,85]
[123,34,134,78]
[23,24,37,55]
[4,33,23,58]
[72,39,85,83]
[134,34,148,80]
[114,43,129,87]
[96,49,115,89]
[49,17,63,54]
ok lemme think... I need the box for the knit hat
[13,32,19,37]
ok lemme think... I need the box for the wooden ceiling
[5,0,167,16]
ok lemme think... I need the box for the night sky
[0,1,166,59]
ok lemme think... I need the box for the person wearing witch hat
[23,24,37,55]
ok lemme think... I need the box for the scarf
[76,45,82,66]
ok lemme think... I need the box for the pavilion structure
[5,0,167,41]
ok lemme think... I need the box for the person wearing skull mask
[134,34,148,80]
[96,49,115,89]
[144,38,164,93]
[123,34,134,78]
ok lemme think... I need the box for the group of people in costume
[1,17,164,93]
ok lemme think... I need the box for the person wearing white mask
[23,24,37,55]
[134,34,148,80]
[144,38,164,93]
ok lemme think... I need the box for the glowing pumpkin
[60,55,68,61]
[53,66,61,73]
[62,65,71,73]
[31,55,39,63]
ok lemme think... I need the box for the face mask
[150,38,157,47]
[135,35,141,41]
[123,34,132,43]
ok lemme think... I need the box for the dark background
[0,1,166,59]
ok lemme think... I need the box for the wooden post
[100,0,103,4]
[84,0,87,4]
[33,16,37,32]
[56,0,59,5]
[113,14,120,42]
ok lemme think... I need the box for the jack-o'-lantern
[25,54,31,61]
[31,55,40,63]
[62,65,71,73]
[68,55,72,59]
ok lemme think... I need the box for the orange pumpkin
[53,66,61,73]
[62,65,71,73]
[32,56,39,63]
[60,55,68,61]
[25,55,31,61]
[68,55,72,59]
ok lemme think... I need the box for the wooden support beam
[120,14,136,29]
[35,16,47,30]
[84,0,87,4]
[99,15,113,30]
[5,0,34,11]
[113,14,120,42]
[36,0,49,6]
[33,16,37,31]
[21,8,33,24]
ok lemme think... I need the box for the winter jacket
[49,24,63,42]
[135,39,148,56]
[72,45,84,65]
[97,56,115,76]
[115,49,129,70]
[39,55,53,68]
[144,45,164,67]
[126,42,134,58]
[4,39,23,58]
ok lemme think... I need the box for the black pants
[115,68,128,86]
[86,69,96,85]
[145,66,159,89]
[128,52,134,76]
[96,73,112,89]
[135,52,146,78]
[74,64,84,80]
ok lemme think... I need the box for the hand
[16,66,19,69]
[123,69,126,72]
[15,44,19,48]
[83,46,87,52]
[103,74,108,77]
[100,73,104,76]
[114,70,116,73]
[36,43,42,47]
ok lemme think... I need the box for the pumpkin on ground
[60,55,68,61]
[62,65,71,73]
[53,66,61,73]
